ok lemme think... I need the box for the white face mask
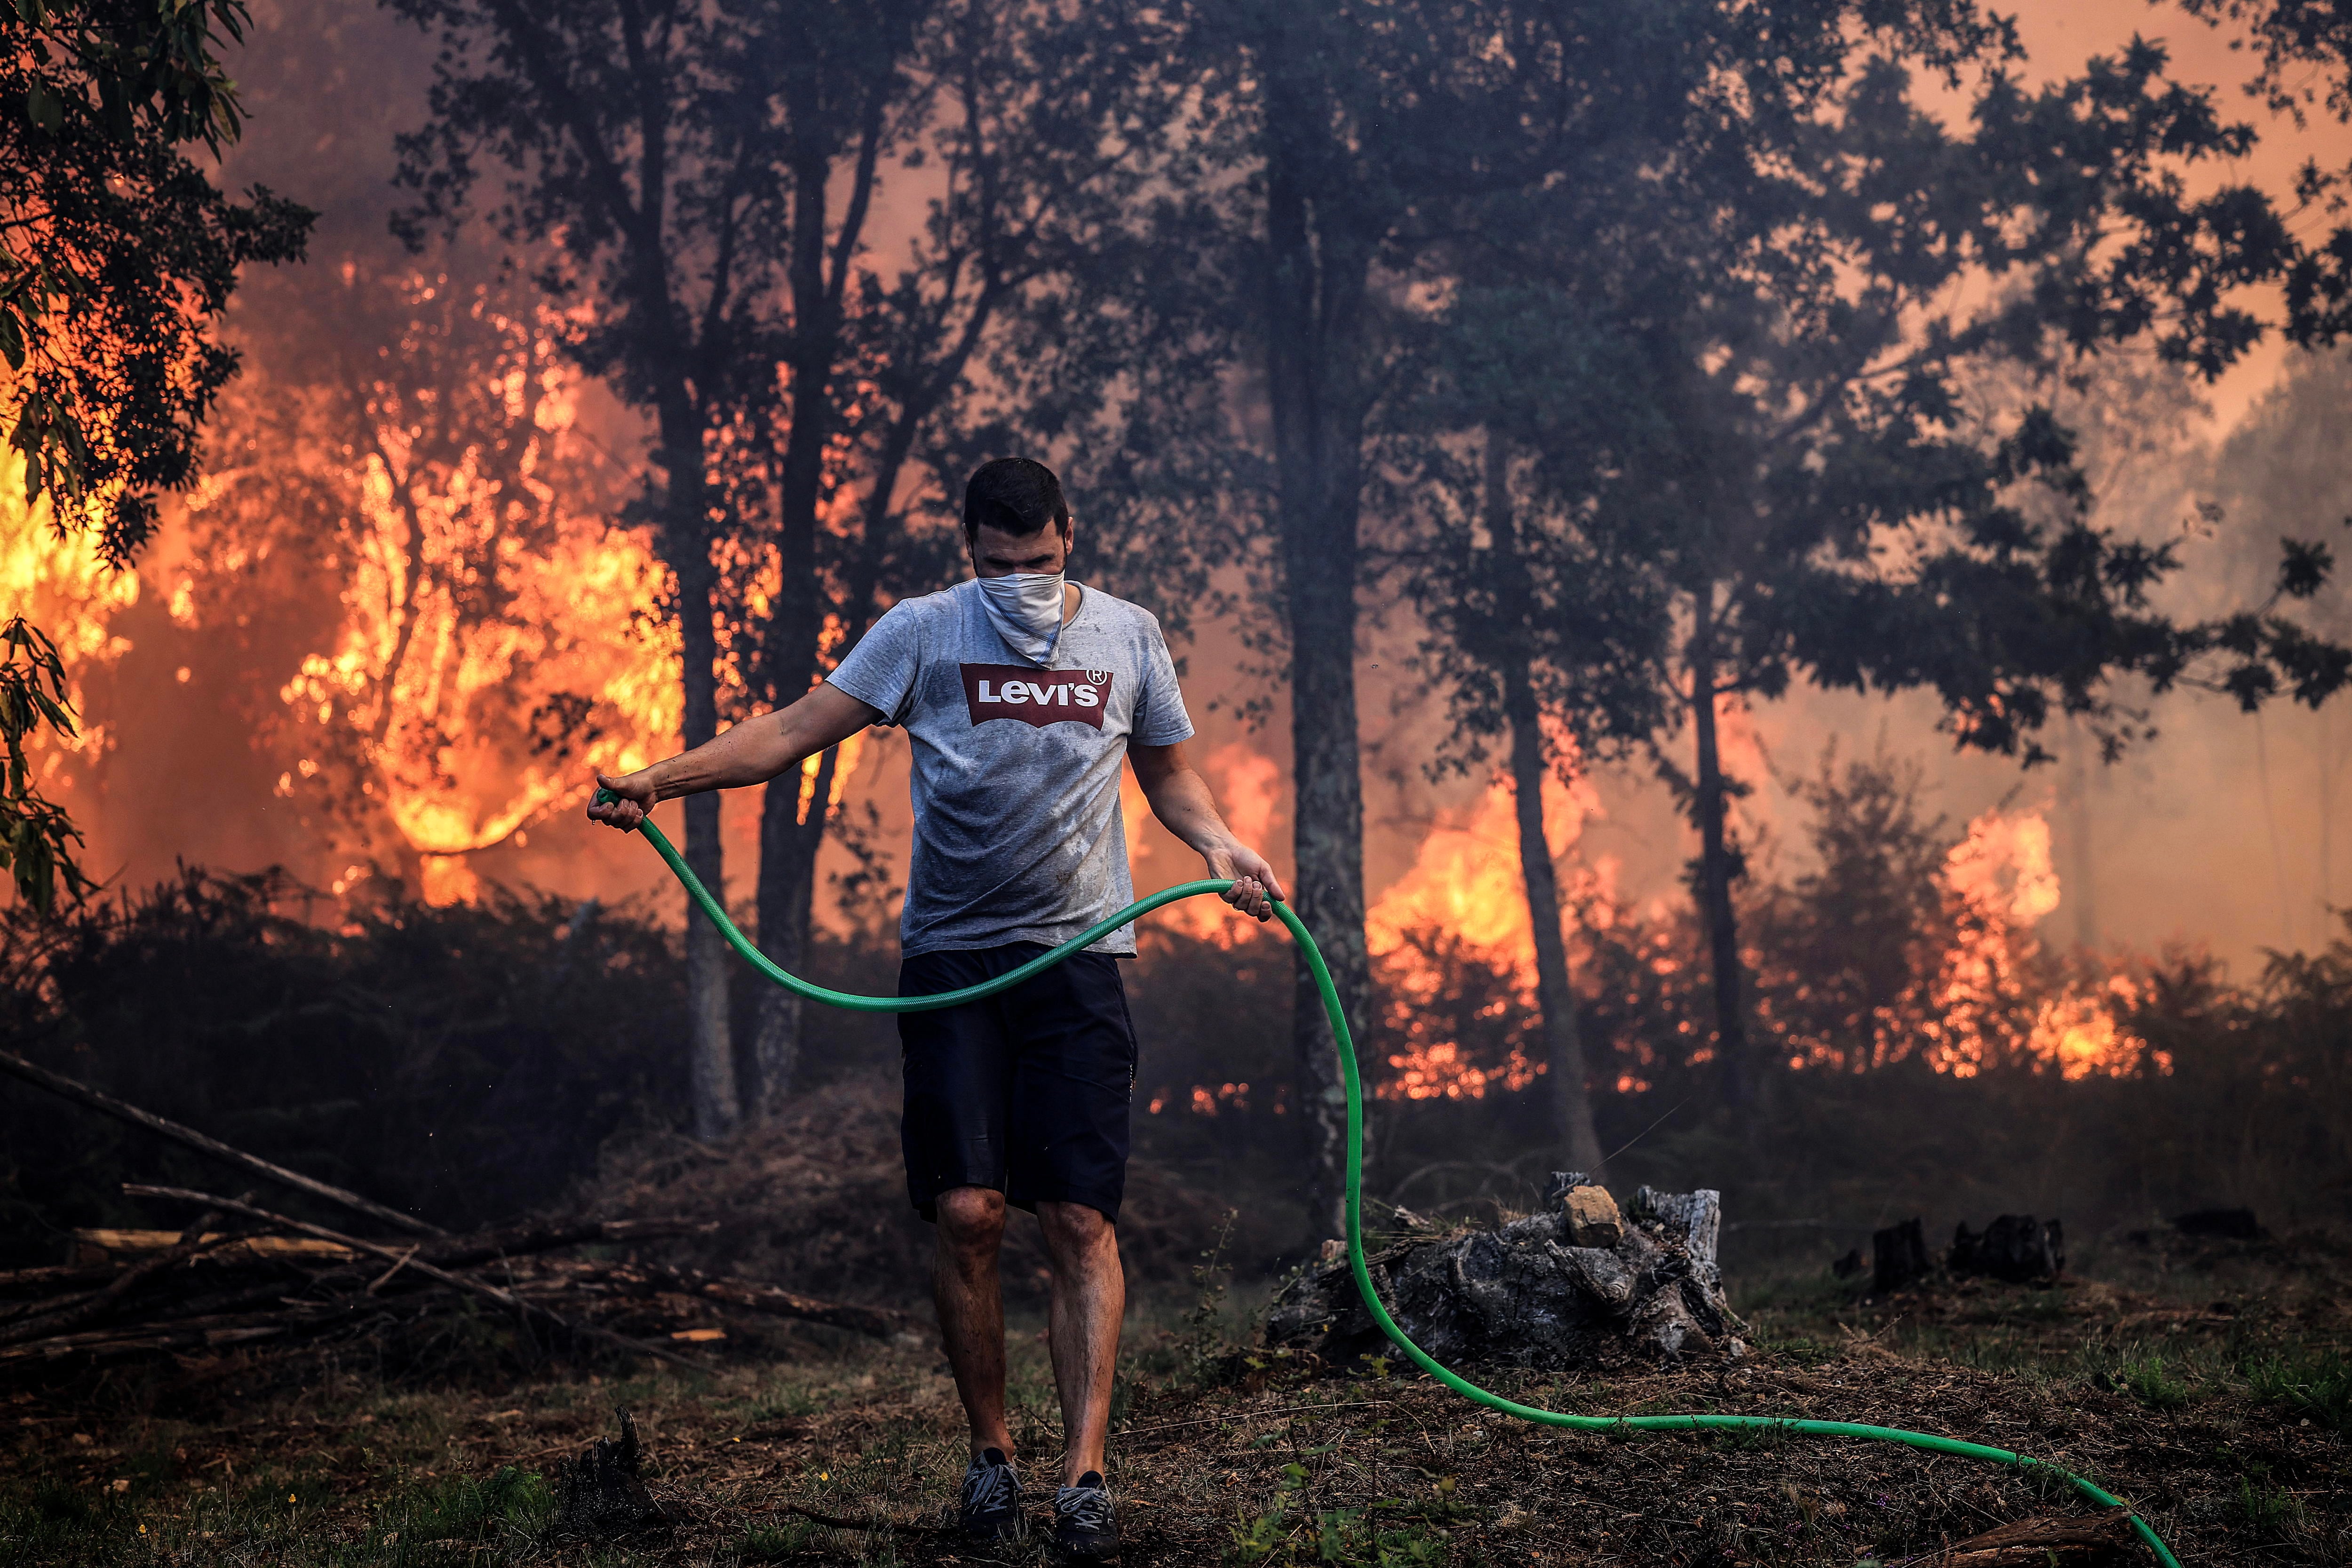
[976,571,1067,665]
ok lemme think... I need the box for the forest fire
[7,8,2352,1564]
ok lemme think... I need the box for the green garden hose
[599,793,2183,1566]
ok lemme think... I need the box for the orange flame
[1907,808,2152,1077]
[0,450,142,779]
[179,283,682,903]
[1365,762,1599,1098]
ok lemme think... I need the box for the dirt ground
[3,1224,2348,1566]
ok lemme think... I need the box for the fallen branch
[1898,1506,2138,1566]
[521,1259,916,1339]
[121,1184,701,1373]
[0,1048,443,1237]
[0,1206,229,1347]
[420,1216,721,1270]
[663,1269,916,1340]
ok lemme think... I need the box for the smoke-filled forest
[3,0,2351,1564]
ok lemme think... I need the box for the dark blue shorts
[897,943,1137,1224]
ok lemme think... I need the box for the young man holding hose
[588,457,1281,1558]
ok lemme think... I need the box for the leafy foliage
[1,0,310,565]
[0,615,90,911]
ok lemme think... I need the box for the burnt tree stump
[1873,1218,1932,1294]
[1950,1216,2065,1282]
[1267,1179,1745,1370]
[552,1409,669,1539]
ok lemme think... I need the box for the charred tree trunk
[751,123,852,1119]
[1486,439,1605,1176]
[749,86,904,1118]
[655,387,737,1139]
[1685,598,1751,1107]
[672,531,740,1141]
[751,745,838,1115]
[751,406,909,1114]
[1262,107,1376,1246]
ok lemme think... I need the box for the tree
[1052,0,1767,1242]
[1052,0,2039,1238]
[1385,279,1681,1178]
[738,0,1182,1111]
[387,0,939,1136]
[0,0,311,909]
[1595,42,2352,1105]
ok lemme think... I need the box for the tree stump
[1873,1218,1931,1294]
[1949,1216,2065,1282]
[1266,1178,1745,1369]
[552,1409,669,1538]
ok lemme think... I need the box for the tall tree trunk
[751,421,906,1114]
[1486,439,1605,1177]
[1686,598,1751,1107]
[750,745,838,1117]
[1262,127,1375,1246]
[673,530,740,1141]
[750,129,839,1118]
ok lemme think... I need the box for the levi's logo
[960,663,1112,730]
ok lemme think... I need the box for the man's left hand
[1206,843,1285,922]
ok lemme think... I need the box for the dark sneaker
[1054,1471,1118,1560]
[958,1448,1024,1544]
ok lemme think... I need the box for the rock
[1266,1186,1744,1371]
[1872,1218,1931,1294]
[1543,1170,1596,1205]
[1560,1186,1624,1249]
[1949,1216,2065,1282]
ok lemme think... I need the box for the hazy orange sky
[2003,0,2352,426]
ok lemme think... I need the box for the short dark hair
[962,457,1069,541]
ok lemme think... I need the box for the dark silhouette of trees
[388,0,1181,1127]
[387,0,941,1135]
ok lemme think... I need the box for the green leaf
[26,80,63,131]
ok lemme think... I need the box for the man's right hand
[588,770,656,832]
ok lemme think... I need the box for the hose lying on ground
[597,790,2182,1567]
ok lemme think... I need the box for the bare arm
[586,682,880,832]
[1128,740,1286,921]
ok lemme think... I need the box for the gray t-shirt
[826,578,1194,956]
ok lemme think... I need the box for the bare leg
[1037,1200,1124,1484]
[933,1186,1016,1458]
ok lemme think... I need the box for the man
[588,457,1281,1559]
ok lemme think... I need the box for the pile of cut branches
[0,1050,914,1381]
[0,1194,916,1378]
